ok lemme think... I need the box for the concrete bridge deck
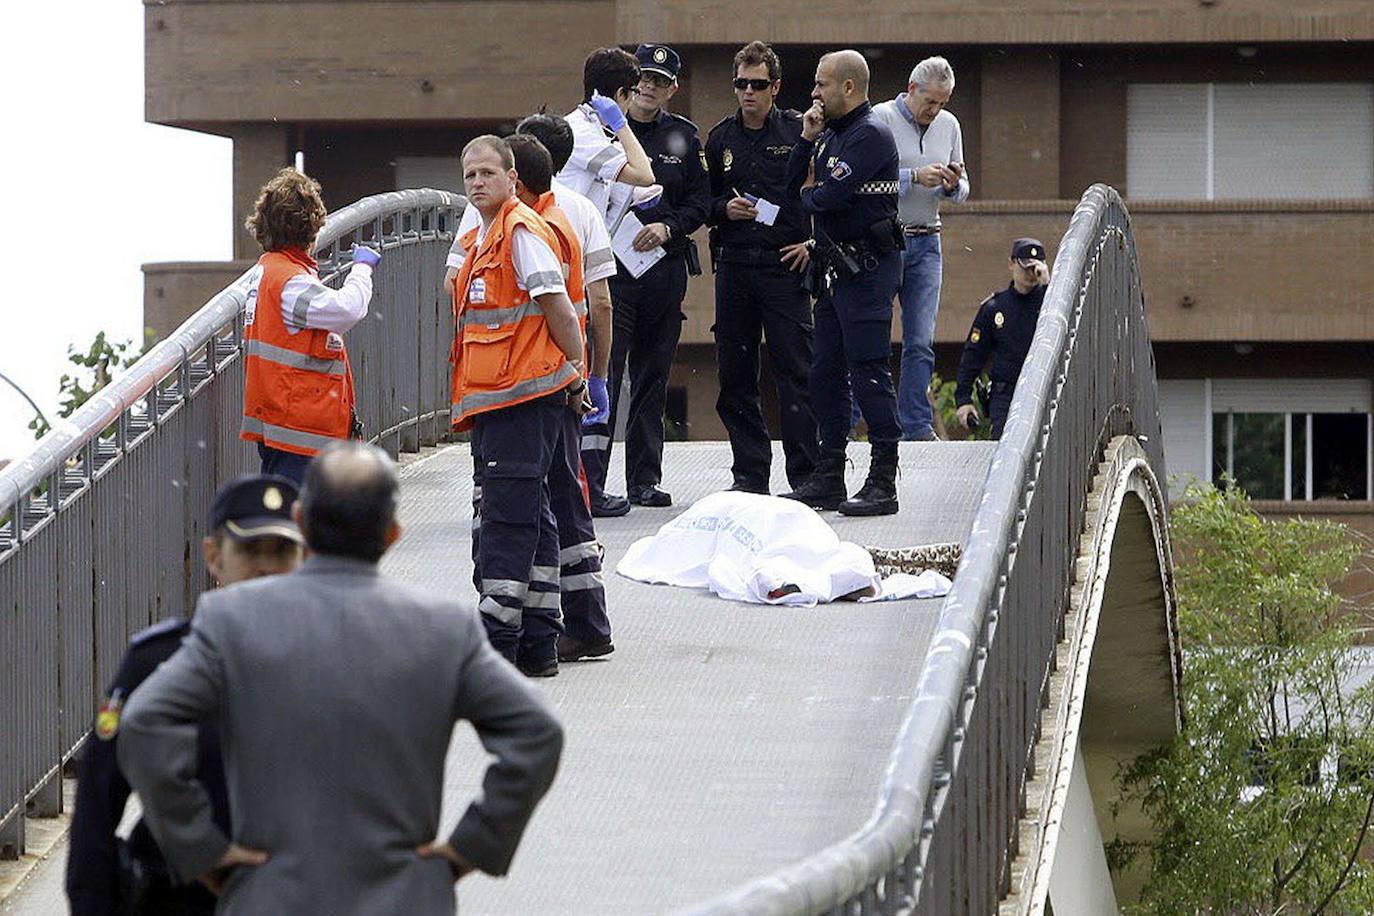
[405,440,995,914]
[1,439,995,915]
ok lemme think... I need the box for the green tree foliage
[29,330,152,439]
[1114,482,1374,914]
[928,371,992,441]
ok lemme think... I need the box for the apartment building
[142,0,1374,524]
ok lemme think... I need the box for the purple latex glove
[588,91,627,133]
[351,244,381,269]
[582,375,611,426]
[898,168,913,197]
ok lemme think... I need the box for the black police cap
[210,474,303,543]
[1011,237,1045,262]
[635,44,681,81]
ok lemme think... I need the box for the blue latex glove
[351,244,381,268]
[898,168,913,197]
[582,375,611,426]
[588,91,627,133]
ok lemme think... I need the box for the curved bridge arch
[1008,434,1182,913]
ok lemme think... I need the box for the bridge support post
[0,807,22,860]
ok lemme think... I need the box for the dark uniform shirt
[67,618,230,916]
[704,106,810,250]
[955,282,1046,405]
[784,101,899,244]
[619,108,710,278]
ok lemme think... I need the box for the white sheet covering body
[616,492,952,606]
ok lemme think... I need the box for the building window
[1127,83,1374,200]
[1211,412,1371,501]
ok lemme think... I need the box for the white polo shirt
[448,181,615,285]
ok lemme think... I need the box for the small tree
[1113,482,1374,914]
[29,330,152,439]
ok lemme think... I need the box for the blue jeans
[896,233,943,439]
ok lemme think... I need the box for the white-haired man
[872,56,970,442]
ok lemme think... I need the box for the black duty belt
[903,224,941,237]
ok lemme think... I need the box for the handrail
[679,184,1165,914]
[0,189,463,511]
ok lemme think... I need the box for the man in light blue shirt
[872,56,970,440]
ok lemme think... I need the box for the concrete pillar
[231,124,293,259]
[979,49,1060,199]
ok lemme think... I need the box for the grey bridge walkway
[398,441,994,914]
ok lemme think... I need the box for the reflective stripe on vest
[240,416,339,453]
[244,339,348,376]
[452,361,579,419]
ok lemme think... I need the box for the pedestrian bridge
[0,185,1180,914]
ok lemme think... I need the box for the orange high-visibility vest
[241,248,355,456]
[450,197,579,431]
[531,191,588,365]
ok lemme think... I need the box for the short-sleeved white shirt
[448,182,615,285]
[556,104,628,223]
[460,222,566,300]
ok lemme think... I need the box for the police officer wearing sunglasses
[704,40,820,496]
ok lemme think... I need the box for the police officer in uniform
[955,237,1049,439]
[600,43,710,508]
[66,475,303,916]
[781,49,905,516]
[705,40,819,495]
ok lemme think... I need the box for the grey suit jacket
[117,554,563,915]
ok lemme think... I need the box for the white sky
[0,2,231,463]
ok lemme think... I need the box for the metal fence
[0,189,464,857]
[681,185,1165,914]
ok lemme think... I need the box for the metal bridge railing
[680,185,1165,915]
[0,189,464,856]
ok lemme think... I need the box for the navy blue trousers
[811,252,903,454]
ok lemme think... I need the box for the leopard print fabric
[865,543,962,580]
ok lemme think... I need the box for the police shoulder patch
[831,160,852,180]
[96,689,125,741]
[970,329,982,344]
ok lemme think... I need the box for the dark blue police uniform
[955,282,1045,439]
[705,105,819,493]
[67,619,228,916]
[782,100,904,515]
[593,44,710,509]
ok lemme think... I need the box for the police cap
[210,474,303,543]
[1010,237,1045,264]
[635,44,681,81]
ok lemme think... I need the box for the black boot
[839,446,899,516]
[781,450,848,511]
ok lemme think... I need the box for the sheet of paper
[752,197,780,227]
[611,211,666,279]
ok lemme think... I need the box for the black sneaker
[517,658,559,678]
[591,494,631,517]
[628,485,672,507]
[728,480,770,495]
[558,635,615,662]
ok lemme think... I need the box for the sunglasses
[733,78,774,91]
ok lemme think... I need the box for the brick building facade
[143,0,1374,516]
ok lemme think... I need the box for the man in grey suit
[117,441,564,914]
